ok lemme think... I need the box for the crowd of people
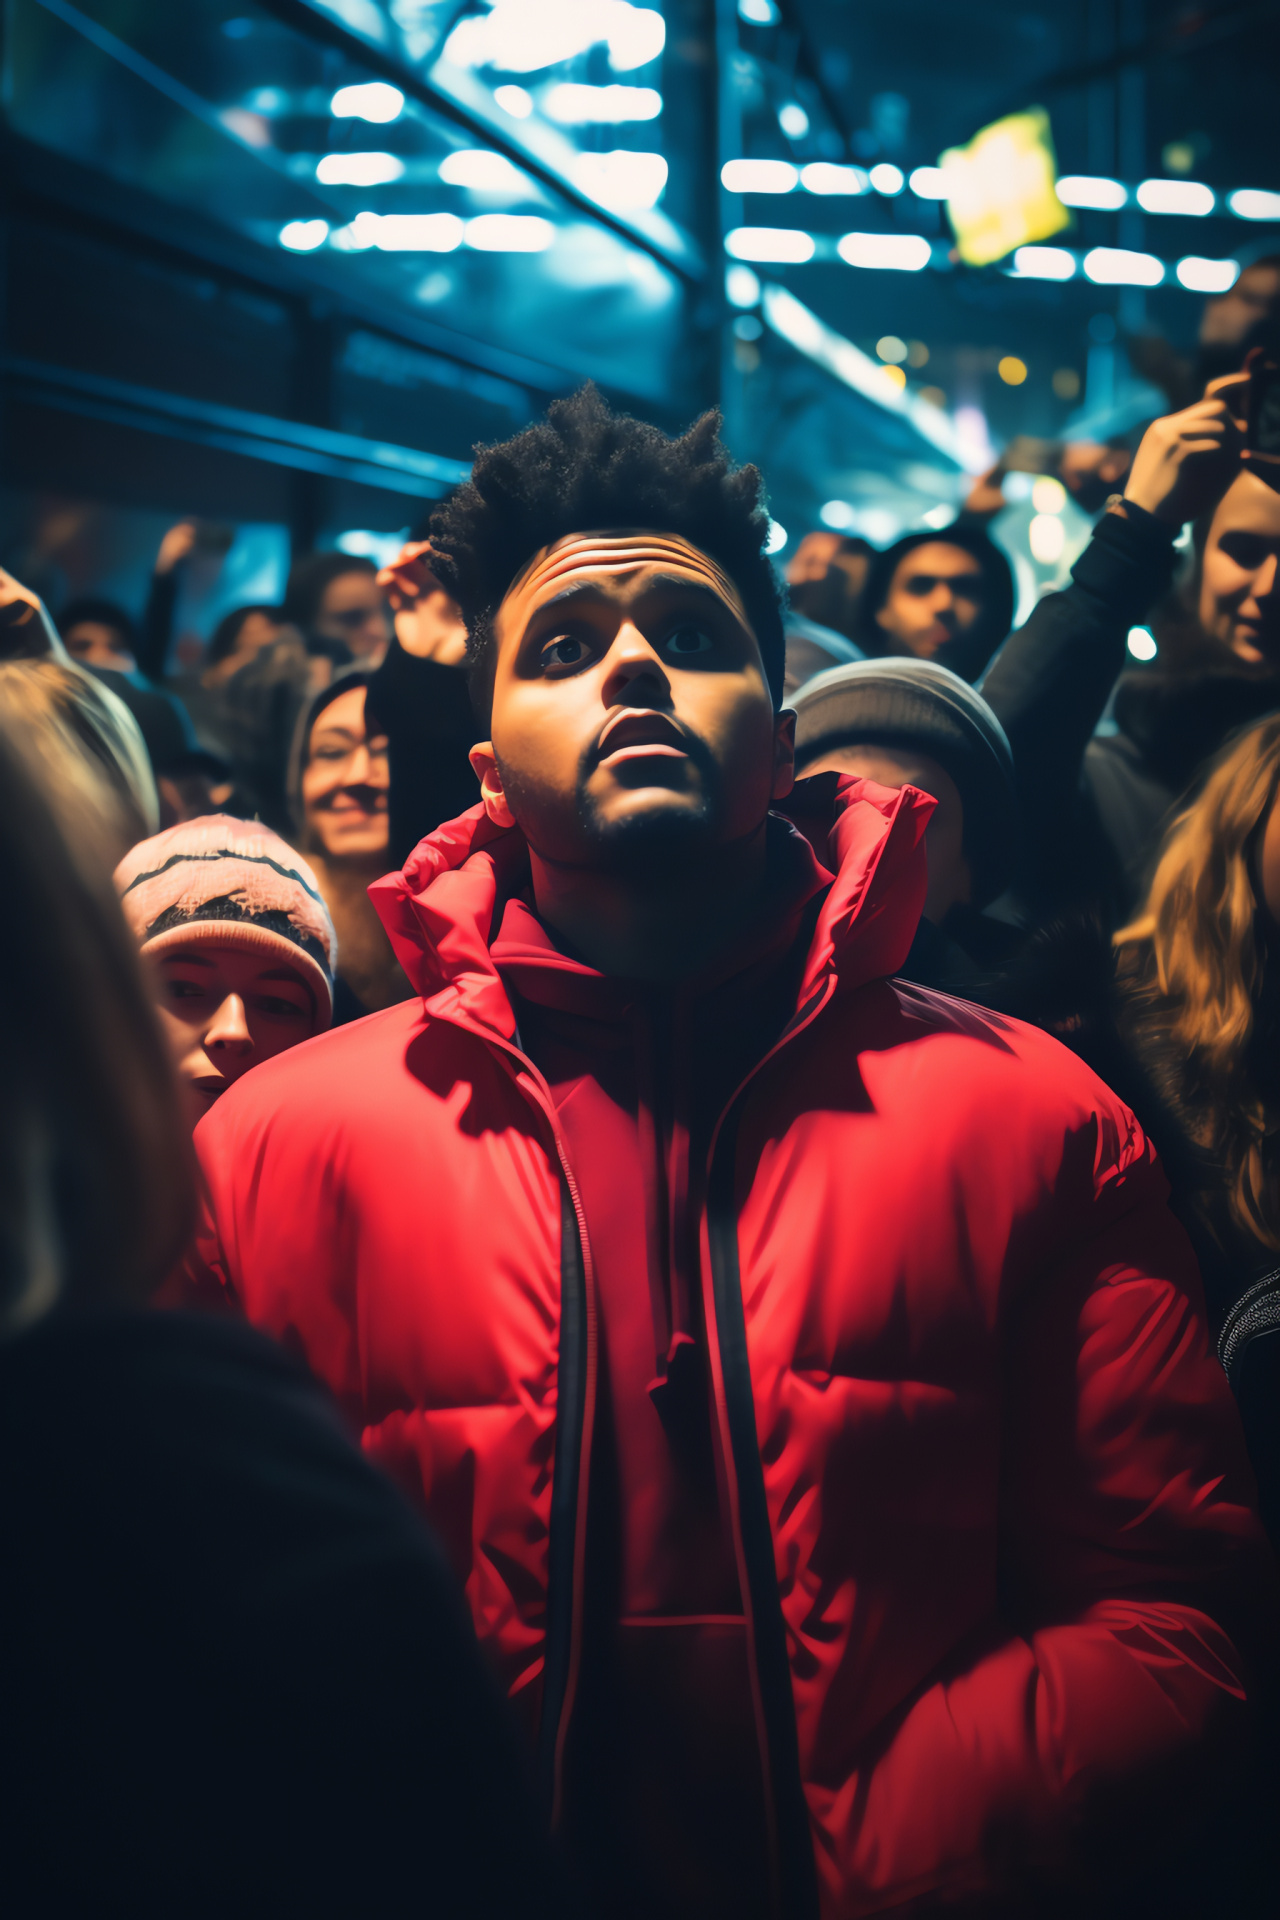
[2,259,1280,1919]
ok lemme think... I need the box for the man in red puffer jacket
[185,388,1270,1920]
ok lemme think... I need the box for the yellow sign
[940,108,1070,268]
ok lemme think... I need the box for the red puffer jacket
[186,778,1267,1918]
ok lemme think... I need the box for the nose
[204,992,253,1056]
[600,620,671,707]
[1255,553,1280,602]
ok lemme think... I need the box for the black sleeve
[367,636,481,866]
[980,505,1179,815]
[138,569,179,683]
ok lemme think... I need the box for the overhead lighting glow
[725,226,815,263]
[837,231,931,271]
[998,355,1027,385]
[722,159,798,194]
[941,107,1068,266]
[1029,514,1065,564]
[316,152,404,186]
[765,519,788,554]
[778,104,810,140]
[493,84,533,117]
[445,1,664,76]
[1127,626,1157,661]
[574,149,668,210]
[544,83,662,124]
[439,149,526,190]
[370,213,464,251]
[1031,476,1066,514]
[922,503,957,529]
[869,163,905,196]
[1229,189,1280,221]
[279,219,329,251]
[739,0,780,19]
[799,163,869,195]
[881,364,907,392]
[820,499,857,530]
[909,167,947,198]
[330,82,404,123]
[1136,178,1214,216]
[1083,246,1164,286]
[1055,174,1127,210]
[726,263,762,307]
[1010,244,1075,279]
[465,213,555,251]
[876,334,908,363]
[1176,255,1240,293]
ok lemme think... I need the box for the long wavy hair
[1115,712,1280,1254]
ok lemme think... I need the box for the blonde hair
[1115,711,1280,1250]
[0,659,159,858]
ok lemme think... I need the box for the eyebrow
[161,951,216,970]
[256,968,309,986]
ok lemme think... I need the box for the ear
[771,708,796,801]
[468,742,516,829]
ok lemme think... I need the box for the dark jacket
[0,1308,558,1919]
[366,637,480,867]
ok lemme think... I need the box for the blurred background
[1,0,1276,652]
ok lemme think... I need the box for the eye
[540,634,588,670]
[166,979,206,1000]
[256,995,306,1020]
[666,626,713,656]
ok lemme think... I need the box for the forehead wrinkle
[507,532,754,636]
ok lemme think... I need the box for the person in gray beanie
[789,656,1019,992]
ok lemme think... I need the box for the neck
[528,821,770,983]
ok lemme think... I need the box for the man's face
[301,685,391,861]
[473,532,793,872]
[63,619,136,673]
[799,741,971,925]
[875,543,986,660]
[151,943,317,1131]
[1200,470,1280,663]
[315,570,391,661]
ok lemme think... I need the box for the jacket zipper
[700,980,835,1920]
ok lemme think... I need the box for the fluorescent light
[765,519,788,554]
[607,6,665,71]
[1029,514,1065,564]
[279,219,329,251]
[820,500,856,530]
[1229,189,1280,221]
[329,211,381,251]
[837,231,931,271]
[465,213,554,251]
[330,82,404,123]
[738,0,779,19]
[869,164,905,196]
[1055,174,1127,210]
[439,149,526,190]
[721,159,798,194]
[544,83,662,124]
[726,263,761,307]
[1010,245,1075,279]
[1136,178,1214,216]
[493,85,533,118]
[1127,627,1157,661]
[1083,246,1164,286]
[725,226,815,263]
[799,163,869,195]
[778,103,810,140]
[316,152,404,187]
[1175,256,1240,293]
[574,149,668,211]
[371,213,464,251]
[909,167,947,198]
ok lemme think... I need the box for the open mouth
[595,709,690,765]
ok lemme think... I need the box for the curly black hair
[428,385,785,718]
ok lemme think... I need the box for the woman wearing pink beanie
[115,816,337,1130]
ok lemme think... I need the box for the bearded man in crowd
[184,388,1269,1920]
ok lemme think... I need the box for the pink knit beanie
[115,815,336,1026]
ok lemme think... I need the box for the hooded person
[115,816,336,1131]
[856,523,1015,684]
[790,657,1019,991]
[176,386,1270,1920]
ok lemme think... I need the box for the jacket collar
[369,774,933,1045]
